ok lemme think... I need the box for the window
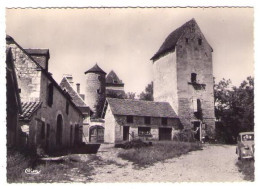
[47,83,54,107]
[113,79,118,84]
[97,89,102,94]
[66,101,69,115]
[144,116,151,125]
[126,115,133,123]
[186,38,189,44]
[198,38,202,45]
[191,73,197,83]
[138,127,151,136]
[162,117,168,125]
[41,122,45,139]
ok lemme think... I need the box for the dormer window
[113,79,118,84]
[191,73,197,83]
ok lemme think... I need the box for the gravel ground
[71,144,245,182]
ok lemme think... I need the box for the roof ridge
[62,77,87,106]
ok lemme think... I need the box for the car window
[242,134,254,141]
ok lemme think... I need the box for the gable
[151,19,213,61]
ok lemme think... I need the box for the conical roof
[106,70,123,84]
[84,63,106,75]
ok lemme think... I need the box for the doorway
[159,128,172,140]
[193,121,201,141]
[56,114,63,146]
[123,126,130,141]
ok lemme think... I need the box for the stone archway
[56,114,63,146]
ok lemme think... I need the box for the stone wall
[8,40,84,151]
[85,72,106,117]
[153,52,178,114]
[104,111,181,143]
[175,21,215,137]
[7,42,41,102]
[32,73,84,151]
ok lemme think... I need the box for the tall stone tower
[84,63,106,118]
[151,19,215,139]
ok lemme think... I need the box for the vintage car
[236,132,254,160]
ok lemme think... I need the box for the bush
[7,148,37,183]
[115,139,152,149]
[236,159,254,181]
[173,129,196,142]
[118,141,202,167]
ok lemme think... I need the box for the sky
[6,8,254,94]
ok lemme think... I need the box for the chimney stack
[63,74,74,87]
[76,83,80,94]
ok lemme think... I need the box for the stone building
[6,47,22,148]
[151,18,215,140]
[60,75,93,143]
[106,70,126,98]
[84,64,106,118]
[6,35,84,152]
[103,98,180,143]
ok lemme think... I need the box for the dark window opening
[41,122,45,139]
[97,89,102,94]
[194,99,202,119]
[138,127,151,136]
[127,115,133,123]
[144,117,151,125]
[162,117,168,125]
[113,80,118,84]
[191,73,197,83]
[66,101,69,115]
[186,38,189,44]
[47,83,54,107]
[198,38,202,45]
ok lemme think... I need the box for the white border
[0,0,259,188]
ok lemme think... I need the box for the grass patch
[7,148,94,183]
[236,159,254,181]
[118,141,202,167]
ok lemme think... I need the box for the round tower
[84,63,106,118]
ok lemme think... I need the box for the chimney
[63,74,74,87]
[76,83,80,94]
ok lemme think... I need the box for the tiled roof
[84,63,106,75]
[24,49,49,56]
[151,19,195,60]
[20,101,42,121]
[106,98,178,118]
[106,70,123,84]
[60,77,87,107]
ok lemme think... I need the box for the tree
[126,92,136,100]
[214,77,254,143]
[139,82,154,101]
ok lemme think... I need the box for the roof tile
[106,98,178,118]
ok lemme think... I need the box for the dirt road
[74,144,245,182]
